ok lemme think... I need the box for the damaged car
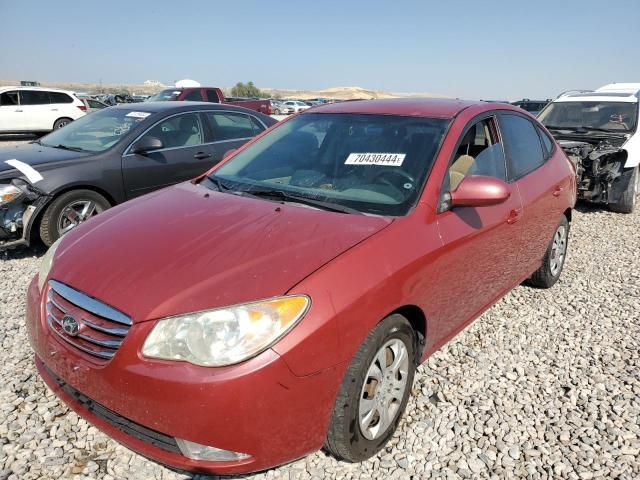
[0,102,276,249]
[538,83,640,213]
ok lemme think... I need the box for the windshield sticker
[345,153,406,166]
[4,159,43,184]
[125,111,151,119]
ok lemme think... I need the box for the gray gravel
[1,137,639,479]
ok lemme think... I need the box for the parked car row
[11,96,591,475]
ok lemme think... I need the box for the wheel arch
[563,207,572,222]
[27,184,116,243]
[387,304,427,363]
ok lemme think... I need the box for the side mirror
[449,175,510,208]
[223,148,237,159]
[130,136,163,155]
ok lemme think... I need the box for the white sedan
[283,101,311,114]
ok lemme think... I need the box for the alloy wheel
[57,200,103,236]
[549,225,568,276]
[358,338,410,440]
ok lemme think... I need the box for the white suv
[539,83,640,213]
[0,87,86,133]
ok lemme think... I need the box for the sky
[1,0,639,100]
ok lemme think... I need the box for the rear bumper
[26,278,345,475]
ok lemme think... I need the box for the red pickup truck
[147,87,272,115]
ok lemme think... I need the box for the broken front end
[559,139,632,205]
[0,180,48,250]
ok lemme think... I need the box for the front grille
[43,363,181,454]
[46,280,132,363]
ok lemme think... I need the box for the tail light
[77,105,87,112]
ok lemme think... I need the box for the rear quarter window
[49,92,74,104]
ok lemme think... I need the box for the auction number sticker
[345,153,406,166]
[126,111,151,119]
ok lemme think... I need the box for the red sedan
[26,99,575,475]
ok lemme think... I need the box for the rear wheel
[527,215,570,288]
[609,166,638,214]
[325,314,416,462]
[53,117,73,130]
[39,189,110,246]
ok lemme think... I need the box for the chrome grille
[46,280,132,362]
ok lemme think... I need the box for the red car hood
[49,182,392,322]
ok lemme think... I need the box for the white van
[0,87,86,133]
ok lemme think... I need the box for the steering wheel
[371,169,415,190]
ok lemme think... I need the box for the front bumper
[26,278,345,475]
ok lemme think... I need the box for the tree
[231,81,266,98]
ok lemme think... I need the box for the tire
[527,215,570,289]
[39,189,110,246]
[274,108,281,115]
[53,117,73,130]
[325,314,417,462]
[609,166,639,214]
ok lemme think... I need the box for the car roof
[554,92,638,103]
[0,86,77,94]
[109,101,268,114]
[305,98,489,118]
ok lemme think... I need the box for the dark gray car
[0,102,276,249]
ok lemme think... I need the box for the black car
[0,102,276,249]
[510,99,551,116]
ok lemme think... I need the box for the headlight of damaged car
[142,296,310,367]
[0,184,21,205]
[37,237,63,291]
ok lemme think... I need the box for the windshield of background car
[39,108,153,152]
[146,89,180,101]
[539,101,638,133]
[212,113,449,215]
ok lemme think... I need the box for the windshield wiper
[50,144,87,152]
[204,176,233,192]
[244,188,363,215]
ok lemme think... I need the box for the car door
[122,111,211,198]
[203,110,267,161]
[498,112,570,275]
[0,90,22,131]
[19,90,53,131]
[430,114,525,345]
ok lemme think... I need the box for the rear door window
[499,114,545,179]
[20,90,51,105]
[206,112,256,141]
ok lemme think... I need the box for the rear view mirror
[131,136,163,155]
[450,175,510,208]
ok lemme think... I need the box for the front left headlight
[141,295,310,367]
[37,237,64,291]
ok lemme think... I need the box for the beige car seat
[449,154,475,190]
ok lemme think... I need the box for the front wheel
[325,314,416,462]
[609,166,638,214]
[39,189,110,246]
[526,215,570,288]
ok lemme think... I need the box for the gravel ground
[1,135,639,479]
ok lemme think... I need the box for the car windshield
[146,89,181,101]
[38,108,153,152]
[210,113,449,215]
[539,101,638,133]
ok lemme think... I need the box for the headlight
[0,184,21,205]
[142,295,310,367]
[37,237,64,291]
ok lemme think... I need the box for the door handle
[552,185,564,197]
[51,108,58,111]
[15,109,23,112]
[193,152,212,160]
[507,208,522,225]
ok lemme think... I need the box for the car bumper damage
[559,138,631,204]
[0,179,48,250]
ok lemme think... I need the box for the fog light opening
[175,438,251,462]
